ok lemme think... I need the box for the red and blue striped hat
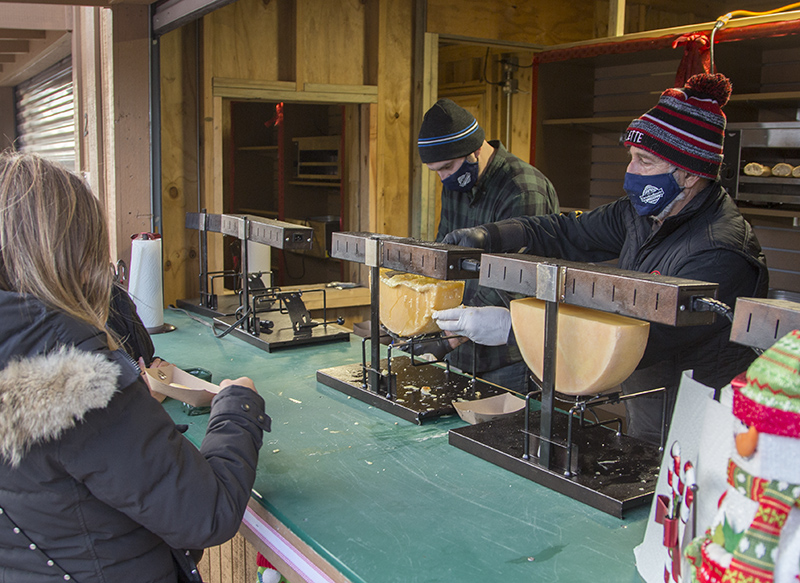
[418,99,485,164]
[623,73,732,179]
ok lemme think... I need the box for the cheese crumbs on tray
[378,268,465,337]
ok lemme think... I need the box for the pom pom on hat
[684,72,731,107]
[418,99,485,164]
[624,73,732,179]
[733,329,800,438]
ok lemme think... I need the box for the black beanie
[417,99,485,164]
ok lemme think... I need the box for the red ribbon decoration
[672,32,711,86]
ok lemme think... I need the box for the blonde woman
[0,152,270,582]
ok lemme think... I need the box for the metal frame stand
[178,212,350,351]
[316,234,505,424]
[449,253,720,517]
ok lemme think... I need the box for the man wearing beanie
[417,98,559,393]
[434,74,768,444]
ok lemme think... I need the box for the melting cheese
[510,298,649,395]
[379,269,465,337]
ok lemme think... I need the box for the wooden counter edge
[239,498,355,583]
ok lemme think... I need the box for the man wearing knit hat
[434,74,769,444]
[417,98,559,393]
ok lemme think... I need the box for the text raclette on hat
[418,99,485,164]
[624,73,732,179]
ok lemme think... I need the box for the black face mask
[440,157,479,192]
[623,169,685,216]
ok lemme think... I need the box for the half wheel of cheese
[510,298,649,396]
[379,269,465,337]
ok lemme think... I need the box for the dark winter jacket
[0,291,269,582]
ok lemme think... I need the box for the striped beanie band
[624,73,732,179]
[418,98,485,164]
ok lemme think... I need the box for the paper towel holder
[128,233,177,335]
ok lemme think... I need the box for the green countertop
[155,310,648,583]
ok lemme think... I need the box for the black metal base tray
[317,355,506,424]
[449,410,662,518]
[213,313,350,352]
[176,295,240,318]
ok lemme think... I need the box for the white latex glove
[432,306,512,346]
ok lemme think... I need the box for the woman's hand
[220,376,258,393]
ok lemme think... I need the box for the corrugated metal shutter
[14,57,75,170]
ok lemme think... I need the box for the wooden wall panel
[160,23,199,306]
[427,0,594,45]
[0,86,13,149]
[296,0,367,86]
[761,47,800,93]
[101,5,152,267]
[203,0,282,82]
[750,224,800,294]
[437,45,535,164]
[375,0,414,236]
[74,6,150,269]
[594,60,678,117]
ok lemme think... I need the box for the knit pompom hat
[734,329,800,438]
[624,73,732,179]
[417,99,485,164]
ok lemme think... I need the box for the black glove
[443,220,529,253]
[442,226,490,249]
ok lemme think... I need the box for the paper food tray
[145,364,220,407]
[452,393,525,425]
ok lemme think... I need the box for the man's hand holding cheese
[432,306,512,346]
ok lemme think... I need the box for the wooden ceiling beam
[0,29,47,40]
[0,40,29,53]
[0,0,157,4]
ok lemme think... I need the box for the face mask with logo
[441,157,479,193]
[623,170,684,216]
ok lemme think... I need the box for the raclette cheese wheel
[510,298,650,396]
[379,269,465,337]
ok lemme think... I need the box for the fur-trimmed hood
[0,344,120,467]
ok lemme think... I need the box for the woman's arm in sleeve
[62,379,269,549]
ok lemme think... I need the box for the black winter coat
[0,291,269,582]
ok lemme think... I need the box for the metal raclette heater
[316,232,508,424]
[448,253,723,518]
[177,212,350,351]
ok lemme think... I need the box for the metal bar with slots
[479,253,718,326]
[730,297,800,350]
[186,211,314,250]
[331,231,482,280]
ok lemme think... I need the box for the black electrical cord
[167,304,251,339]
[481,47,506,87]
[690,296,763,356]
[691,296,734,324]
[212,306,252,339]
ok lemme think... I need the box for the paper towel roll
[246,239,271,276]
[128,235,164,330]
